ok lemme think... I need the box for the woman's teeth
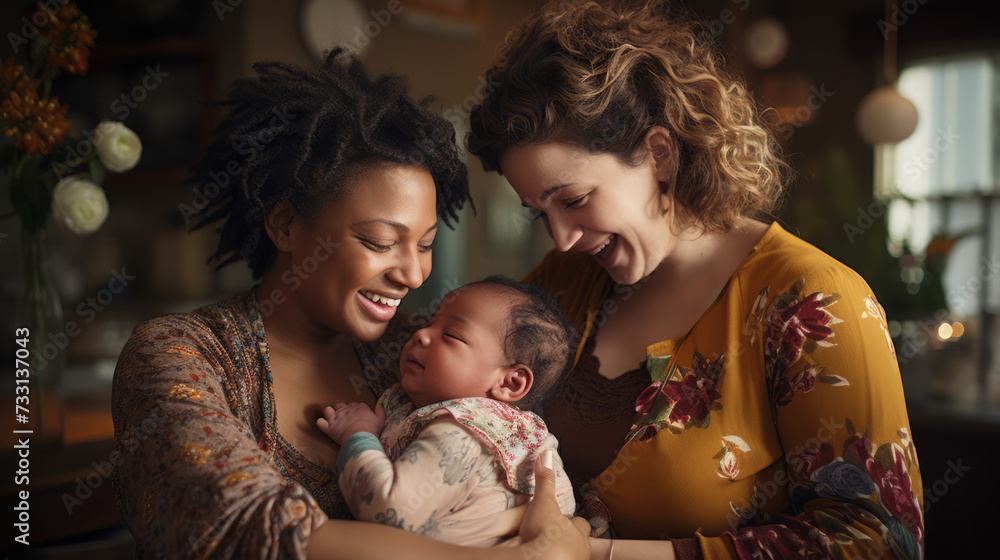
[592,235,615,255]
[362,291,401,307]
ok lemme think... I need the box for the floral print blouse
[110,289,405,559]
[526,222,924,559]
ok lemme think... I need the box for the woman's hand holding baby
[316,402,386,446]
[501,450,590,558]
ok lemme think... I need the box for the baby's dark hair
[468,275,577,413]
[189,47,472,279]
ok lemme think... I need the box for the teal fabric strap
[337,432,386,473]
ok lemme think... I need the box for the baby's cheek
[397,341,411,368]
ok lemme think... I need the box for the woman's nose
[547,213,583,252]
[389,245,427,289]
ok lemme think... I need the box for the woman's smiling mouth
[588,234,616,255]
[357,290,403,321]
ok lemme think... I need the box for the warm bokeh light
[937,322,954,340]
[951,321,965,338]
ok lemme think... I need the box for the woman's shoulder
[117,289,259,379]
[742,223,870,293]
[112,290,265,429]
[129,290,255,342]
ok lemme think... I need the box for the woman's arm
[112,316,326,558]
[589,538,676,560]
[573,269,923,560]
[675,271,924,559]
[306,451,590,559]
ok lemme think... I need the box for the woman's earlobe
[264,201,297,252]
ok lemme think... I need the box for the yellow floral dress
[526,222,924,559]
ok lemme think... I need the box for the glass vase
[16,227,65,447]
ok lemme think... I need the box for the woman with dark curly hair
[111,49,588,559]
[468,1,924,559]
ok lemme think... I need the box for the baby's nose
[412,328,432,346]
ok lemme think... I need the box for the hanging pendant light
[743,17,789,70]
[856,0,918,144]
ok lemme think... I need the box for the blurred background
[0,0,997,557]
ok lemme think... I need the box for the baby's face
[399,285,512,409]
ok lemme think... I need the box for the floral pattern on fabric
[111,289,407,558]
[579,483,614,538]
[730,515,837,559]
[787,419,923,557]
[714,436,751,482]
[527,223,924,559]
[762,280,849,407]
[730,419,924,559]
[377,384,550,494]
[727,485,776,531]
[862,294,897,361]
[338,387,576,547]
[625,351,725,443]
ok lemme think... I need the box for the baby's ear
[489,365,533,403]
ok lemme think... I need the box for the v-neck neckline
[246,287,373,475]
[581,221,784,363]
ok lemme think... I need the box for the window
[879,51,1000,407]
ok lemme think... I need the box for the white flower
[716,450,739,481]
[94,121,142,173]
[51,176,109,236]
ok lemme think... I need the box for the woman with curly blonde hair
[469,1,924,559]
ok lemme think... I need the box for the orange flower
[0,56,36,93]
[31,2,97,76]
[0,56,71,155]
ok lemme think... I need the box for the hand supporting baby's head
[400,275,577,412]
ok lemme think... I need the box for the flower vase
[16,227,65,447]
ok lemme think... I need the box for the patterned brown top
[111,288,407,559]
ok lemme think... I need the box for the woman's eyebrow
[538,183,573,201]
[352,218,409,232]
[521,183,574,207]
[352,220,439,236]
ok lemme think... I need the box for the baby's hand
[316,402,386,446]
